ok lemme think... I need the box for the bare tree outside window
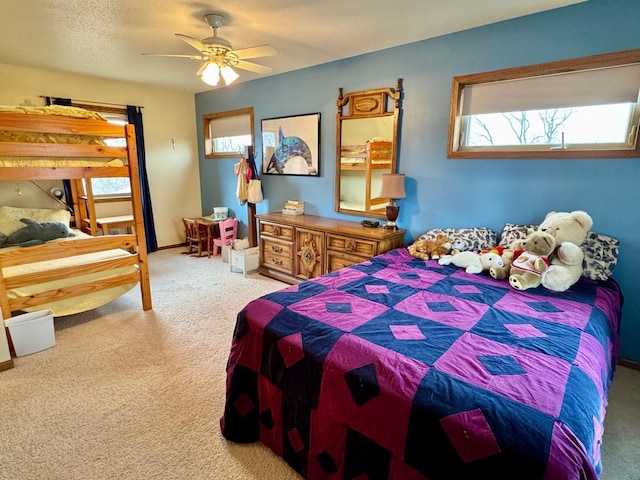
[471,109,575,146]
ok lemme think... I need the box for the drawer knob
[345,240,356,252]
[271,245,283,253]
[272,258,282,265]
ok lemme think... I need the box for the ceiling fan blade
[175,33,206,52]
[233,45,277,60]
[142,53,207,60]
[235,59,272,74]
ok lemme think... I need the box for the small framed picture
[261,112,320,176]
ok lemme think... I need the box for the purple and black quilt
[221,248,622,480]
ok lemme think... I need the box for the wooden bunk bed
[340,140,392,211]
[0,105,152,320]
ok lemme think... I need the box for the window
[94,112,131,197]
[203,107,254,158]
[448,48,640,158]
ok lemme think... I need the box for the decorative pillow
[498,223,536,247]
[581,232,619,281]
[418,227,498,252]
[0,206,71,235]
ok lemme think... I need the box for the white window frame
[203,107,254,158]
[448,48,640,159]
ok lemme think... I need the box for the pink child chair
[212,218,238,256]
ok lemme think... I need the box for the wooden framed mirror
[335,79,403,218]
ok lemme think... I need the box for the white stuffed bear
[538,210,593,292]
[438,249,505,274]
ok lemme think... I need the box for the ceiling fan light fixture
[221,65,239,85]
[145,12,276,88]
[201,63,220,86]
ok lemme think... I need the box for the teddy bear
[508,230,556,291]
[0,218,75,247]
[539,210,593,292]
[490,232,532,281]
[407,234,452,260]
[489,211,593,292]
[438,246,507,274]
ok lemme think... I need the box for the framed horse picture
[261,112,320,176]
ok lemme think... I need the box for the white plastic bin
[4,309,55,357]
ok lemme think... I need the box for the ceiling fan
[143,13,276,87]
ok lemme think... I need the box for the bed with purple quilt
[221,247,622,480]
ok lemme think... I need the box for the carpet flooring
[0,247,638,479]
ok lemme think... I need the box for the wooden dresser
[256,212,406,284]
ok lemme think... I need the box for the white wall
[0,63,201,247]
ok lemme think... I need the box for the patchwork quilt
[221,248,622,480]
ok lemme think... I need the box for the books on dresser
[282,200,305,215]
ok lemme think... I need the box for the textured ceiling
[0,0,586,94]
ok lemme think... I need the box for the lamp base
[384,202,400,230]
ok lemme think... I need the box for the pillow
[498,223,536,247]
[0,206,71,235]
[418,227,498,252]
[581,232,619,281]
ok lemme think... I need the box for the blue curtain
[127,105,158,253]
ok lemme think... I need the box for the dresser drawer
[326,251,366,272]
[262,238,293,257]
[260,238,293,274]
[260,221,294,241]
[326,234,377,258]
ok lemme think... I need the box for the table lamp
[378,173,406,230]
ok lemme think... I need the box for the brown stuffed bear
[407,234,452,260]
[508,231,556,291]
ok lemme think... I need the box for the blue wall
[195,0,640,362]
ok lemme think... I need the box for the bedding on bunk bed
[0,104,126,167]
[0,235,137,316]
[221,247,622,480]
[0,206,138,316]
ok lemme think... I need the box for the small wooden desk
[196,217,220,256]
[95,215,135,235]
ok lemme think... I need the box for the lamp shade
[201,63,220,86]
[221,65,239,85]
[378,173,406,199]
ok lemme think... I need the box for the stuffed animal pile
[0,218,75,247]
[409,210,592,293]
[490,210,592,292]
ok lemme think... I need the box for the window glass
[464,103,634,149]
[448,49,640,158]
[93,114,130,196]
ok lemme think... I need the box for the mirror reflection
[335,79,402,218]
